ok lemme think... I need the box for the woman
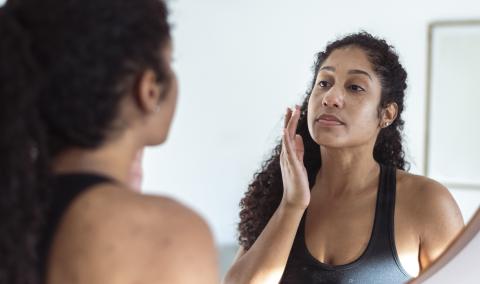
[225,32,464,283]
[0,0,218,283]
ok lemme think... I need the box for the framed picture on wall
[424,20,480,221]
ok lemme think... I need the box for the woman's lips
[315,114,345,126]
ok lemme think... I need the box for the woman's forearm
[224,202,305,284]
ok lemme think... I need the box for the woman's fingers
[282,129,291,156]
[295,134,305,163]
[288,105,300,139]
[283,128,300,167]
[284,107,293,129]
[282,105,304,165]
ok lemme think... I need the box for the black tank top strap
[38,172,116,282]
[368,163,392,251]
[383,164,411,278]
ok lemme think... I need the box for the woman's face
[307,46,383,149]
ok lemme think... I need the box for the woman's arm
[415,179,464,270]
[224,106,311,284]
[408,208,479,284]
[224,202,305,284]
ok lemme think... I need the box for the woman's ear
[381,102,398,128]
[135,69,164,113]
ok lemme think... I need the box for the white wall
[141,0,480,246]
[2,0,477,245]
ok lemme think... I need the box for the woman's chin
[311,133,347,148]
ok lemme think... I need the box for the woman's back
[44,174,217,284]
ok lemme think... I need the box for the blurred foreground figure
[0,0,218,283]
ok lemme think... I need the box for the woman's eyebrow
[319,66,372,81]
[348,69,372,81]
[319,66,335,72]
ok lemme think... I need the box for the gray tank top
[280,164,412,284]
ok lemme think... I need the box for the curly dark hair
[0,0,171,283]
[238,32,409,250]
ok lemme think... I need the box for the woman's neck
[52,134,141,186]
[314,144,380,198]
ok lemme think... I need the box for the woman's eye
[349,84,365,92]
[318,80,330,88]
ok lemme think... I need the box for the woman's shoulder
[395,170,464,232]
[48,183,218,283]
[396,170,456,203]
[68,182,208,233]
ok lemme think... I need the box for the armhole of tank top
[388,166,414,279]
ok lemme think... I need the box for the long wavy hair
[0,0,171,283]
[238,32,409,250]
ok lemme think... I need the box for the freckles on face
[306,46,383,147]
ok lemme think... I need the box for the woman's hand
[280,105,310,210]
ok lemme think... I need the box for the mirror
[142,3,480,279]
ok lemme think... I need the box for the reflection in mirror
[138,0,480,280]
[223,31,465,283]
[424,20,480,224]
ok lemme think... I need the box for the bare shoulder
[396,170,464,266]
[396,170,464,226]
[48,183,218,284]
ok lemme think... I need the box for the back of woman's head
[238,31,408,250]
[0,0,170,282]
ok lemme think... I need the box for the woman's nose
[321,87,344,108]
